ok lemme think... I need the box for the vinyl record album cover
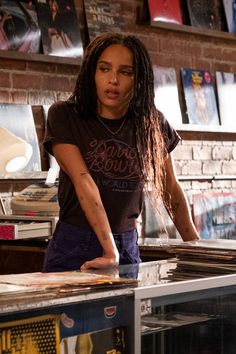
[0,0,41,52]
[36,0,83,57]
[153,66,182,127]
[83,0,126,42]
[186,0,224,30]
[148,0,183,24]
[181,68,220,125]
[223,0,236,32]
[193,192,236,240]
[0,104,41,174]
[216,71,236,128]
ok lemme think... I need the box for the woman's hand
[80,254,119,271]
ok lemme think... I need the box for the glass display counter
[1,258,236,353]
[133,260,236,354]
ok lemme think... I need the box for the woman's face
[95,44,134,118]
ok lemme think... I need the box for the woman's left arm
[164,154,200,241]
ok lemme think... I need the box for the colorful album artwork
[153,66,182,127]
[148,0,183,24]
[223,0,236,33]
[0,0,41,52]
[83,0,126,41]
[216,71,236,128]
[193,193,236,240]
[36,0,83,57]
[0,104,41,174]
[181,68,220,126]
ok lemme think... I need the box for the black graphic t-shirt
[44,101,180,232]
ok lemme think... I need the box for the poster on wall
[216,71,236,129]
[83,0,126,42]
[153,66,183,127]
[0,104,41,176]
[181,68,220,126]
[0,0,41,53]
[192,192,236,240]
[36,0,83,57]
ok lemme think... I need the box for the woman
[43,32,199,273]
[47,0,72,54]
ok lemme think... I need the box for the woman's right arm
[52,142,119,270]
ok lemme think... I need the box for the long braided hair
[69,32,168,211]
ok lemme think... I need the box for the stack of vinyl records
[166,240,236,281]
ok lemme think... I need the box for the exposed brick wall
[0,0,235,200]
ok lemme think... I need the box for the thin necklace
[97,115,127,136]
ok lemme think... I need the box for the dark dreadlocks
[69,32,168,212]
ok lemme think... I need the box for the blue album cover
[181,68,220,126]
[223,0,236,33]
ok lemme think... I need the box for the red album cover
[148,0,183,24]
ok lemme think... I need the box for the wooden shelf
[178,175,236,181]
[176,124,236,141]
[148,21,236,43]
[0,50,81,66]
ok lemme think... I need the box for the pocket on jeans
[47,229,92,266]
[123,245,141,264]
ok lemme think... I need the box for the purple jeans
[42,221,141,272]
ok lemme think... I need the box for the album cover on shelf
[186,0,224,30]
[43,105,60,181]
[181,68,220,126]
[216,71,236,128]
[223,0,236,33]
[148,0,183,24]
[0,104,41,174]
[192,192,236,240]
[0,0,41,53]
[36,0,83,58]
[153,66,182,127]
[83,0,126,42]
